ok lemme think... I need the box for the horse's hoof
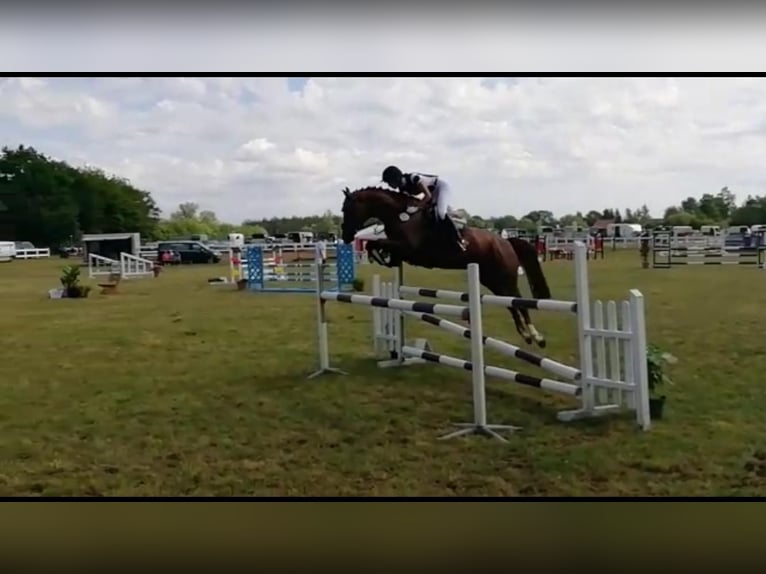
[537,339,547,349]
[524,336,533,345]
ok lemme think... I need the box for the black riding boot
[443,216,467,252]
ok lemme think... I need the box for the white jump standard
[88,252,155,280]
[649,233,766,269]
[311,241,651,440]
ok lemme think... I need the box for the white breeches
[434,180,451,219]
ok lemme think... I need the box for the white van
[0,241,16,262]
[228,233,245,248]
[700,225,721,236]
[726,225,750,236]
[671,225,694,236]
[287,231,314,244]
[538,225,555,236]
[606,223,642,238]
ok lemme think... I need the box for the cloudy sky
[2,9,766,223]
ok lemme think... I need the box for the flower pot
[153,266,162,277]
[236,279,248,291]
[649,395,666,420]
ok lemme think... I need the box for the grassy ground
[1,249,765,497]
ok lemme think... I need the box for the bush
[646,344,676,396]
[60,265,92,298]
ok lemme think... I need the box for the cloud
[3,74,766,223]
[3,9,766,222]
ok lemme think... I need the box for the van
[228,233,245,248]
[700,225,721,236]
[0,241,15,262]
[538,225,555,235]
[606,223,642,238]
[726,225,750,236]
[287,231,314,244]
[671,225,694,236]
[157,240,221,264]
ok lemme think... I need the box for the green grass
[1,250,765,496]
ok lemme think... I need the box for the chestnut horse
[340,186,552,348]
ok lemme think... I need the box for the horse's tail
[508,237,551,300]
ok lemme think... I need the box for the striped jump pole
[319,291,471,319]
[400,310,581,383]
[309,257,522,441]
[401,346,581,397]
[312,240,652,437]
[373,241,651,432]
[399,285,578,313]
[650,233,766,269]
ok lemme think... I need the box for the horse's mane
[349,185,397,194]
[347,185,418,205]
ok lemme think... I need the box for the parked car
[157,241,221,264]
[0,241,15,262]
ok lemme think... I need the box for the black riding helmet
[381,165,403,188]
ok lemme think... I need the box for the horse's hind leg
[484,275,535,345]
[509,308,534,345]
[518,307,546,348]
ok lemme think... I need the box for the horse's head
[340,185,406,244]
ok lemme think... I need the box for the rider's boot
[444,216,467,252]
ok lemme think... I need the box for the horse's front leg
[366,239,407,267]
[366,244,389,267]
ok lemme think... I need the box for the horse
[340,186,552,348]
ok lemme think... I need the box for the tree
[199,210,219,225]
[558,212,587,228]
[521,210,556,226]
[718,186,737,215]
[0,144,159,247]
[491,215,520,231]
[172,202,199,220]
[584,210,604,226]
[730,196,766,226]
[634,204,652,224]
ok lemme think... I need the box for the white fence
[88,254,121,278]
[88,252,155,280]
[120,252,155,279]
[14,248,51,259]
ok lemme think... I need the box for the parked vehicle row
[156,240,221,264]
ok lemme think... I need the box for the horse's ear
[342,187,350,197]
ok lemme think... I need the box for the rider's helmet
[381,165,403,189]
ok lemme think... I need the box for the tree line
[2,144,766,249]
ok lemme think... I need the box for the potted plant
[646,344,676,419]
[60,265,92,299]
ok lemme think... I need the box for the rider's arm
[412,175,432,201]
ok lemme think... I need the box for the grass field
[1,249,766,497]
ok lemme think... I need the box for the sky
[2,9,766,224]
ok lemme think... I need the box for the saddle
[398,201,465,245]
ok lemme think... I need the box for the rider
[381,165,466,251]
